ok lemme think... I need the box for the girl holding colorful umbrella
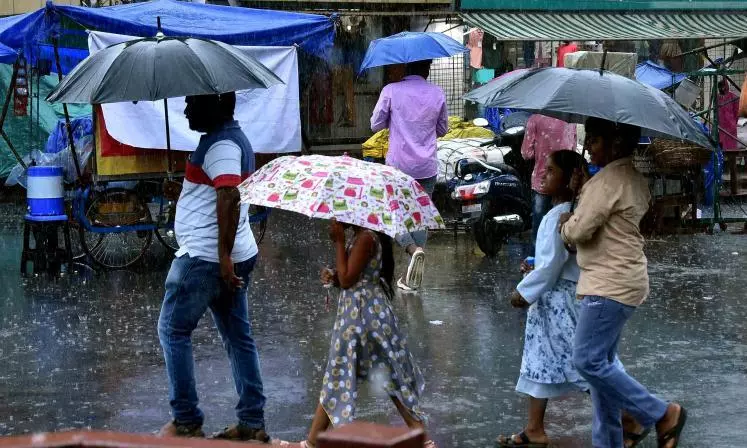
[238,155,443,447]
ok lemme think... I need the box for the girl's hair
[549,150,589,188]
[377,232,395,293]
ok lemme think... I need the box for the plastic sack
[45,116,93,154]
[362,129,389,160]
[5,136,94,187]
[703,148,723,206]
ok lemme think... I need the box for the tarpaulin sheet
[94,106,188,177]
[0,0,334,60]
[636,61,686,90]
[90,31,301,154]
[0,41,16,64]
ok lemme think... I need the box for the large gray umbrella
[464,67,714,149]
[47,28,283,176]
[46,33,282,104]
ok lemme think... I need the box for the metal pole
[52,38,83,180]
[0,61,26,168]
[711,70,721,227]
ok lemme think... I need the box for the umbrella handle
[599,49,608,76]
[570,145,587,212]
[163,98,173,179]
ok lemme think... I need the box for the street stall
[0,0,335,270]
[459,0,747,234]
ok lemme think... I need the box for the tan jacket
[561,157,651,307]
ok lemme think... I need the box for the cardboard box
[564,51,638,80]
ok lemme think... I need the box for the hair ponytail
[377,232,395,294]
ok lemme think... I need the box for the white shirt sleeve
[516,209,570,304]
[203,140,242,188]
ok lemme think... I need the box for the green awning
[460,12,747,41]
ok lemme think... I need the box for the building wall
[0,0,76,16]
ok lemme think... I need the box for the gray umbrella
[464,67,714,149]
[46,33,283,104]
[46,28,283,176]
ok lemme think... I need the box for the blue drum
[26,166,64,217]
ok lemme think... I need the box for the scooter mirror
[503,126,525,136]
[472,118,489,127]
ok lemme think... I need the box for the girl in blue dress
[497,151,647,448]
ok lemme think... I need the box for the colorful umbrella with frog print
[237,154,445,237]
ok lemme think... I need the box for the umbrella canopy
[358,31,468,74]
[238,155,445,238]
[46,34,283,104]
[464,67,714,149]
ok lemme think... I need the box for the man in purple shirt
[370,60,448,290]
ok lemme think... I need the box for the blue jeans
[158,254,265,428]
[531,192,553,250]
[573,296,669,448]
[395,175,438,249]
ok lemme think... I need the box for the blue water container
[26,166,64,216]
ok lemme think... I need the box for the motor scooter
[447,117,532,256]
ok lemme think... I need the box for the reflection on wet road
[1,205,745,447]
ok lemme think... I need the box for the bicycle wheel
[80,188,153,269]
[149,196,179,252]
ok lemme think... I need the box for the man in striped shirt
[157,93,269,442]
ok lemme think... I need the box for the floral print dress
[320,231,426,425]
[515,202,589,398]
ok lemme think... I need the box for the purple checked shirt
[370,75,448,180]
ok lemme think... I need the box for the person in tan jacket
[560,118,687,448]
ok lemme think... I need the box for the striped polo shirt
[175,122,257,264]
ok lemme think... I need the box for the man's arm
[217,186,243,289]
[520,117,536,161]
[371,87,391,132]
[436,99,448,137]
[204,140,245,289]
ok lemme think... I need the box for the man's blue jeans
[573,296,669,447]
[158,254,265,429]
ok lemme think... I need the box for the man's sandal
[624,427,652,447]
[657,407,687,448]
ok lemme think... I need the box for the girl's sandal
[496,431,549,448]
[276,441,313,448]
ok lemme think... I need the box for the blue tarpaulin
[636,61,686,90]
[0,41,17,64]
[0,0,334,70]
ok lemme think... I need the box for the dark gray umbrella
[464,67,714,149]
[46,33,282,104]
[46,27,283,176]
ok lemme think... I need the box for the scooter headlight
[473,180,491,195]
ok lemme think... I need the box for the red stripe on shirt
[185,161,213,186]
[213,174,242,188]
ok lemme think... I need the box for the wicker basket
[648,139,713,172]
[633,149,656,174]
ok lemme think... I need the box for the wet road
[0,204,746,447]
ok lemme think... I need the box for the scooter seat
[458,159,520,178]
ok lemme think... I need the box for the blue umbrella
[0,41,17,64]
[358,31,468,74]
